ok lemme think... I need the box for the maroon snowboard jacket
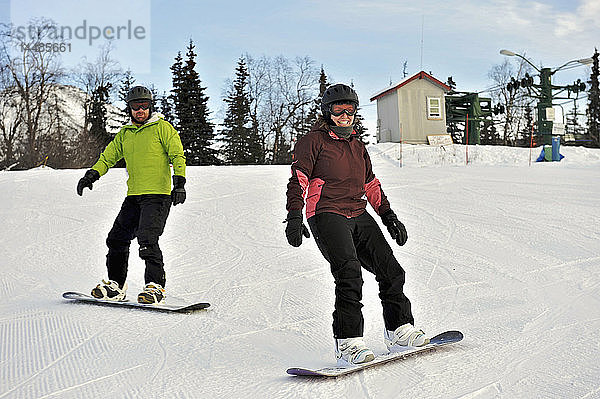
[286,119,391,220]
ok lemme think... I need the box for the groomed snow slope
[1,144,599,398]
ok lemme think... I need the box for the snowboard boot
[384,323,429,351]
[91,279,127,301]
[137,283,165,304]
[335,337,375,366]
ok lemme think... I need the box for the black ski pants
[308,211,414,339]
[105,194,171,288]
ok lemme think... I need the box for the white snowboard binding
[335,337,375,366]
[385,323,429,351]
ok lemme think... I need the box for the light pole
[500,49,592,145]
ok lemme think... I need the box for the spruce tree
[353,112,368,142]
[522,105,534,147]
[169,51,184,128]
[588,48,600,147]
[149,84,159,112]
[247,122,263,164]
[159,91,175,124]
[290,99,311,146]
[302,66,328,136]
[565,105,585,139]
[118,69,135,102]
[171,41,218,165]
[480,119,500,145]
[273,135,291,164]
[222,57,261,164]
[88,83,112,147]
[118,69,135,122]
[350,81,368,142]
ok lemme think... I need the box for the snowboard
[287,330,463,377]
[62,291,210,313]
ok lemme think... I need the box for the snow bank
[370,142,600,167]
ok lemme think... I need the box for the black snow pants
[308,211,414,339]
[105,194,171,288]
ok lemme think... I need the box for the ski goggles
[330,103,357,117]
[130,101,151,111]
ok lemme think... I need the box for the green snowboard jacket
[91,113,186,196]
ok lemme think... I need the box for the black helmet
[320,83,359,115]
[126,85,152,103]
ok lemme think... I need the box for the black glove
[171,175,186,206]
[381,209,408,246]
[77,169,100,196]
[285,210,310,247]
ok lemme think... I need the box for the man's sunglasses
[330,103,357,117]
[130,101,151,111]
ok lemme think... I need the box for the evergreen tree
[273,135,291,164]
[302,66,328,137]
[88,83,112,147]
[169,51,184,127]
[587,48,600,147]
[149,84,159,112]
[118,69,135,121]
[523,105,534,147]
[353,111,368,142]
[159,91,175,124]
[565,105,585,140]
[118,69,135,103]
[171,40,218,165]
[350,81,368,142]
[291,107,311,146]
[221,57,261,164]
[247,119,263,164]
[480,119,500,145]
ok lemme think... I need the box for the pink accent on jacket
[364,177,383,214]
[286,119,391,219]
[305,178,325,219]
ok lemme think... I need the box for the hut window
[427,97,442,119]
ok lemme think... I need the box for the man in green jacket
[77,85,186,304]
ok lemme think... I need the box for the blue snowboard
[287,330,463,377]
[62,291,210,313]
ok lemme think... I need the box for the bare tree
[588,48,600,147]
[488,57,532,145]
[0,18,65,168]
[246,54,318,164]
[72,43,122,164]
[74,42,122,129]
[0,62,23,169]
[245,54,270,163]
[39,87,74,167]
[271,56,318,163]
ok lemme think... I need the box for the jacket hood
[311,116,330,133]
[128,112,164,127]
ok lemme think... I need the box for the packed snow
[1,143,599,398]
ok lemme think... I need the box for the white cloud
[579,0,600,16]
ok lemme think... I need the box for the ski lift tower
[499,50,592,146]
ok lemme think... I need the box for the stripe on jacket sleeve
[295,169,309,198]
[306,178,324,219]
[364,178,382,214]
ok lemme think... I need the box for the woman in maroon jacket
[285,83,428,366]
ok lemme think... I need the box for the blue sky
[2,0,599,132]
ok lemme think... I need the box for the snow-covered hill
[1,144,599,398]
[52,84,125,135]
